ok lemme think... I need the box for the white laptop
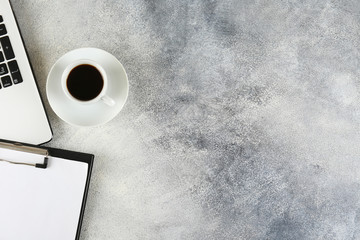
[0,0,52,145]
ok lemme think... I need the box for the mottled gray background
[10,0,360,239]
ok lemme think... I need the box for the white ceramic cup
[61,59,115,106]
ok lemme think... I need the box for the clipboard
[0,140,94,240]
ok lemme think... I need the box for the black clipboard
[0,139,94,240]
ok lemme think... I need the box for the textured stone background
[10,0,360,239]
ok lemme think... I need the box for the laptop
[0,0,52,145]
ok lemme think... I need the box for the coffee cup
[47,47,129,126]
[61,59,115,106]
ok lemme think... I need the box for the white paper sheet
[0,147,88,240]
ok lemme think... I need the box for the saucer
[46,48,129,127]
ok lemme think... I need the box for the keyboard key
[0,16,3,23]
[12,72,22,84]
[1,75,12,87]
[0,52,3,62]
[0,24,6,36]
[0,36,15,60]
[0,24,4,32]
[8,60,19,73]
[8,60,22,84]
[0,63,8,75]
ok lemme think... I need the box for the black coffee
[66,64,104,101]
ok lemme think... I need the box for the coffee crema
[66,64,104,101]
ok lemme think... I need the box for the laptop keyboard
[0,15,23,89]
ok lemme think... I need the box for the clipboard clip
[0,142,49,169]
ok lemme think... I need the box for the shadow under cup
[66,64,104,102]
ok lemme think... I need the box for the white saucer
[46,48,129,127]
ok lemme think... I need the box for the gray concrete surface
[10,0,360,239]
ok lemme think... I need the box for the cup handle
[101,95,116,106]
